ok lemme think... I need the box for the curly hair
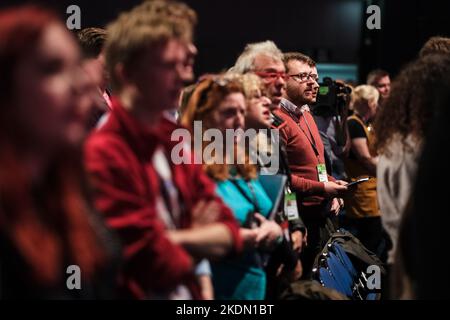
[231,40,283,74]
[374,54,450,156]
[419,36,450,57]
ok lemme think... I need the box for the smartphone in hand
[347,177,370,187]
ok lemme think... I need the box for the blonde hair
[231,40,283,74]
[105,0,196,91]
[240,73,264,99]
[142,0,197,27]
[352,85,379,114]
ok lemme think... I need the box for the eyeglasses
[289,72,319,82]
[254,71,289,82]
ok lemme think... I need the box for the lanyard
[282,105,320,160]
[230,179,266,266]
[230,178,263,230]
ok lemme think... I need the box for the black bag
[312,218,386,300]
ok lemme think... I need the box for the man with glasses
[274,52,348,277]
[232,42,307,295]
[232,40,288,110]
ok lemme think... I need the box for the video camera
[311,77,352,117]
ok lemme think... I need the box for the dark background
[1,0,449,82]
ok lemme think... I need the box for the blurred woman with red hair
[0,6,117,299]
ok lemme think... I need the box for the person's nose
[312,78,320,90]
[275,75,286,87]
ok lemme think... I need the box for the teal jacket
[212,177,273,300]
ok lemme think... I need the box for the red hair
[0,6,61,104]
[0,6,106,287]
[180,75,257,181]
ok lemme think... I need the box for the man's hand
[335,180,348,186]
[329,198,342,216]
[324,181,348,197]
[254,213,283,249]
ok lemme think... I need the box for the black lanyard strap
[230,178,261,214]
[230,178,263,229]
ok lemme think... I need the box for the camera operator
[311,78,352,181]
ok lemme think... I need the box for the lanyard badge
[284,189,300,221]
[317,163,329,183]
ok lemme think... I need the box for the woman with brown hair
[374,54,450,298]
[180,74,283,300]
[374,54,450,268]
[0,6,117,298]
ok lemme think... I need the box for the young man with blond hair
[84,0,242,299]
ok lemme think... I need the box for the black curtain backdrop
[1,0,449,82]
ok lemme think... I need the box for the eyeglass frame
[288,72,319,83]
[254,71,290,82]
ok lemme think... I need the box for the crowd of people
[1,0,449,299]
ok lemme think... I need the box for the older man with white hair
[231,41,306,295]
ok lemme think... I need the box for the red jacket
[84,98,242,299]
[273,101,335,217]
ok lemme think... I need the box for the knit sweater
[273,99,335,217]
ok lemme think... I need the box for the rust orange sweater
[273,99,335,217]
